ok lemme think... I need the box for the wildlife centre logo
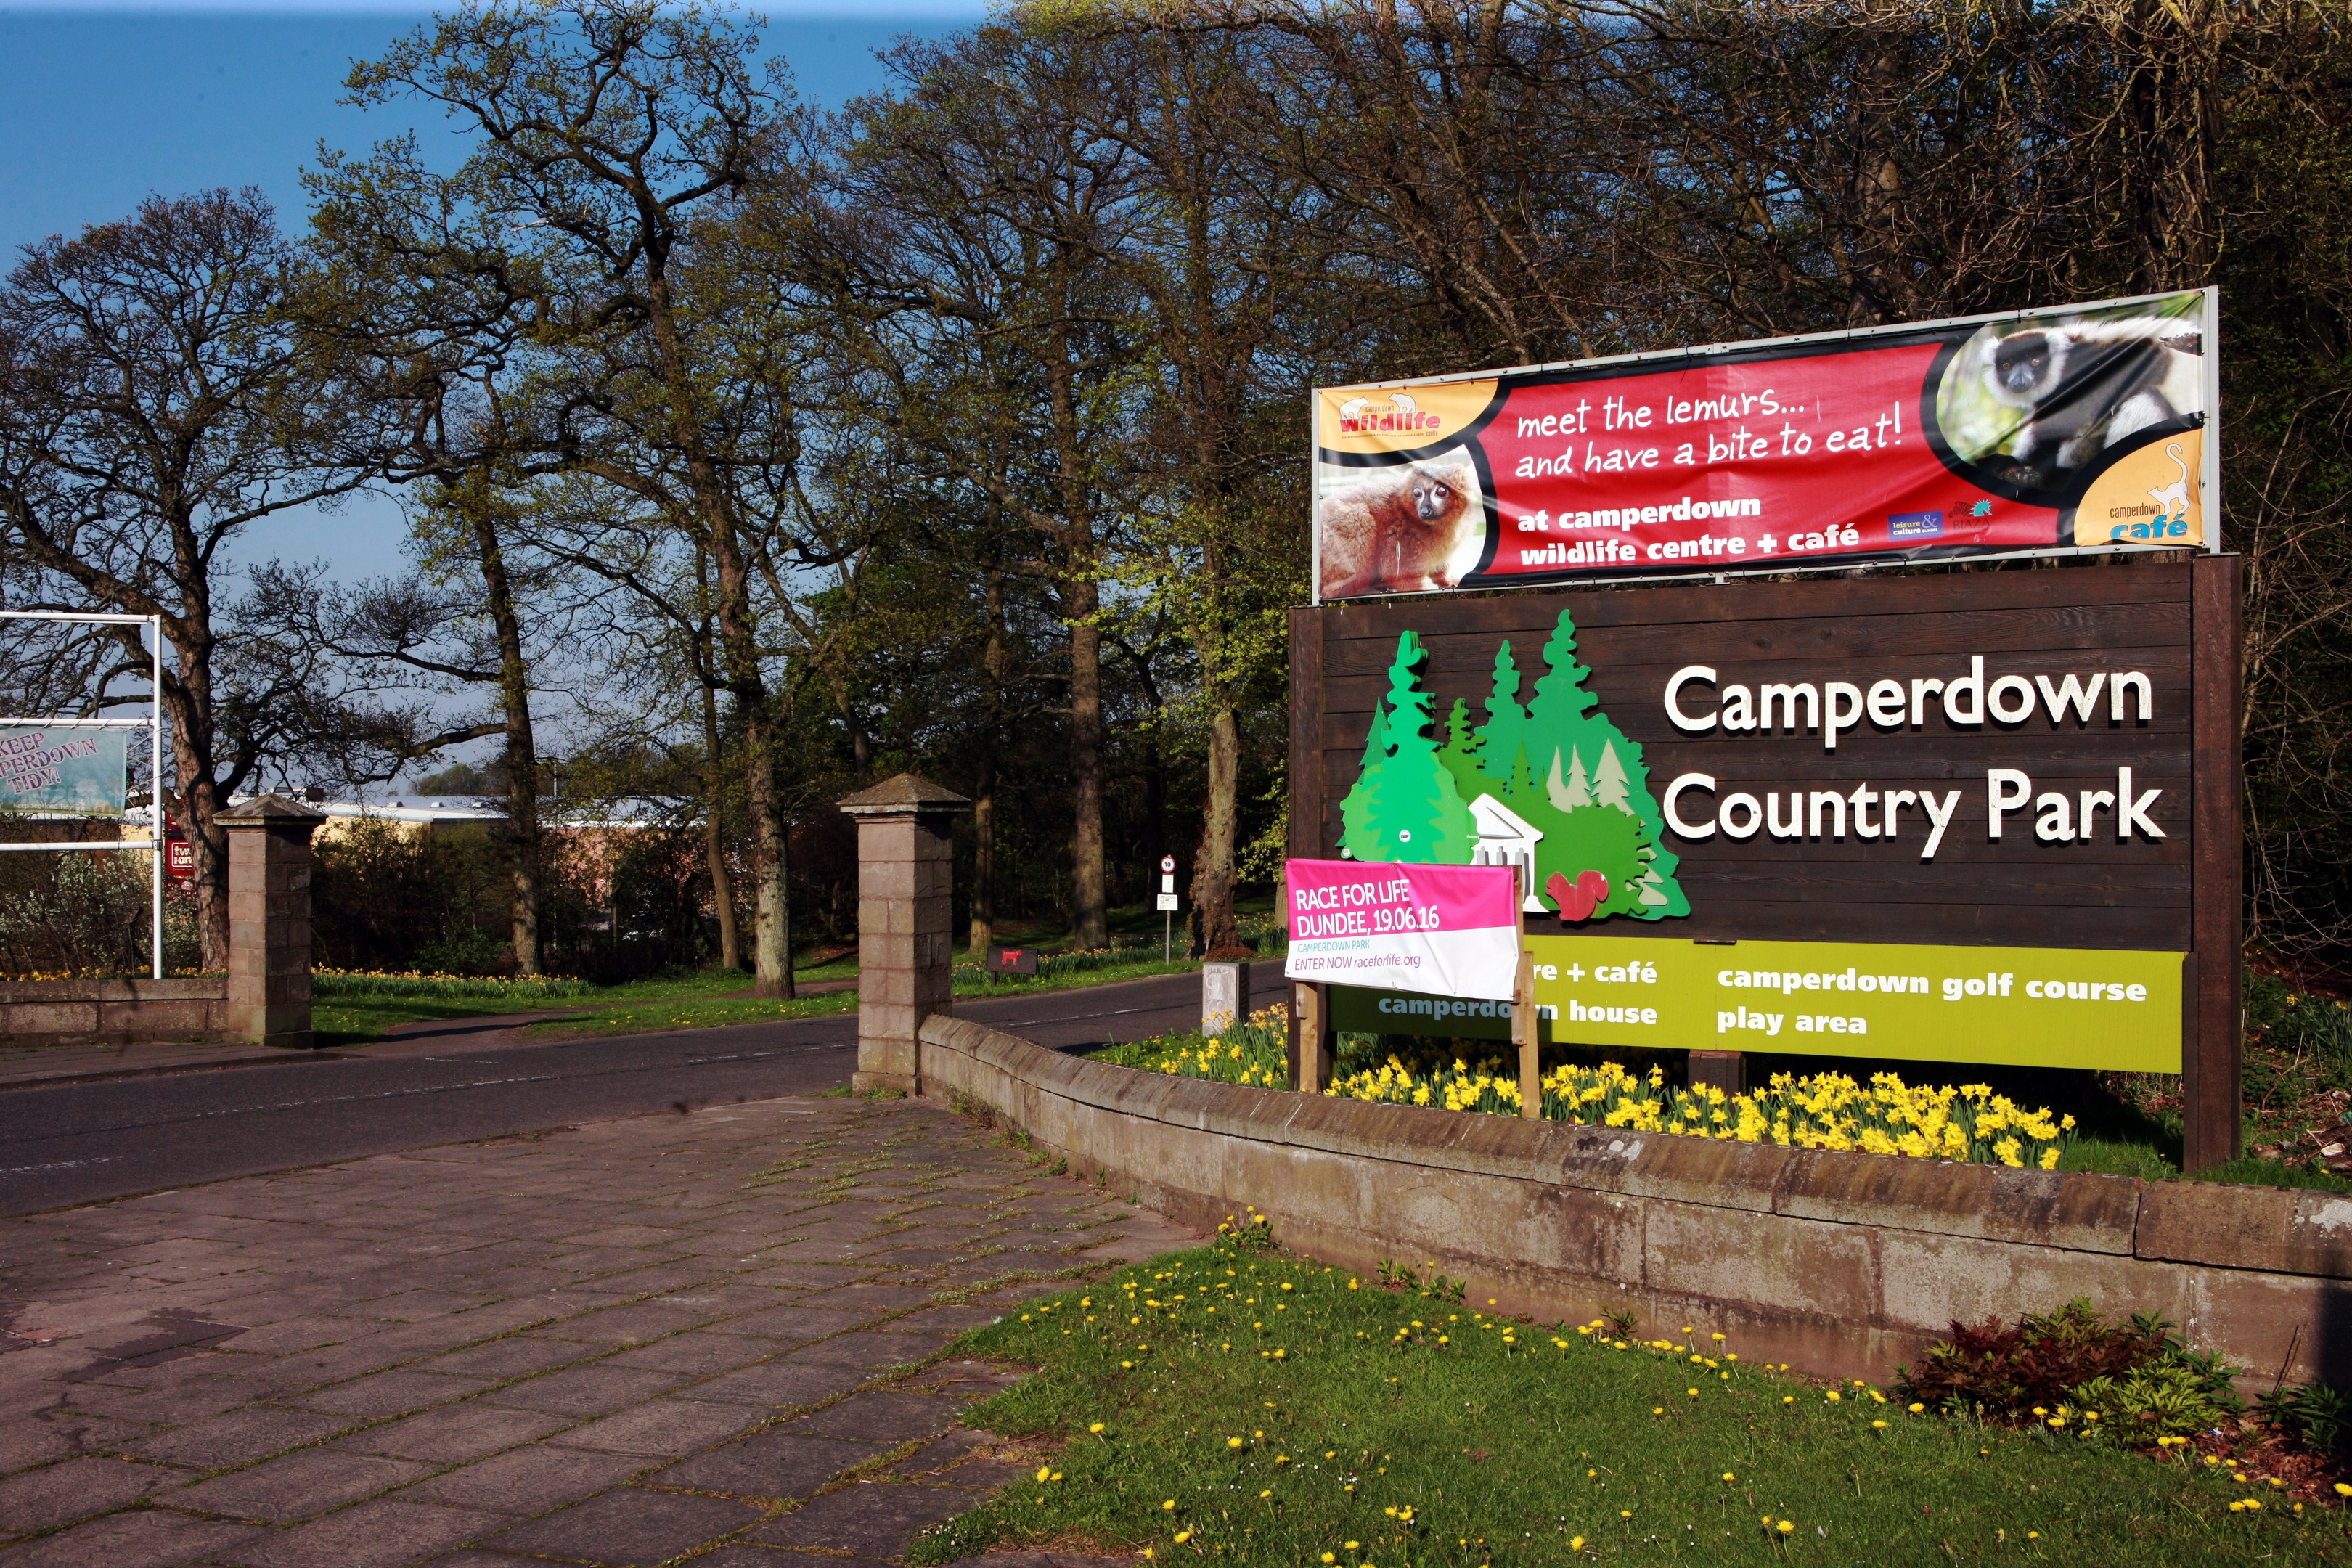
[1338,608,1689,923]
[1334,392,1441,436]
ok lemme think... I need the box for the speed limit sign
[1160,855,1175,873]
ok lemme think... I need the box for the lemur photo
[1313,445,1487,600]
[1934,295,2208,497]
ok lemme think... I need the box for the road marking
[0,1156,112,1177]
[984,1004,1160,1028]
[683,1046,833,1065]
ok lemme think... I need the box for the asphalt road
[0,960,1288,1217]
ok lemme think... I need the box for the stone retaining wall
[0,976,227,1045]
[918,1013,2352,1389]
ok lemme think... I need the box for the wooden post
[1514,870,1540,1118]
[1689,1050,1745,1095]
[1515,944,1540,1118]
[1293,981,1332,1095]
[2184,553,2243,1172]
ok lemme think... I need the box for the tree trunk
[1192,703,1242,955]
[638,245,789,997]
[968,570,1005,958]
[1066,573,1108,950]
[698,632,740,972]
[740,671,792,998]
[156,618,229,969]
[461,470,542,976]
[2124,0,2219,292]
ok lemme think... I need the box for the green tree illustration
[1516,608,1689,918]
[1339,632,1474,864]
[1479,642,1529,784]
[1330,611,1689,920]
[1436,697,1487,808]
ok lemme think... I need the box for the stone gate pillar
[840,775,970,1093]
[223,794,326,1050]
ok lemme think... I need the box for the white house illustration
[1468,793,1552,911]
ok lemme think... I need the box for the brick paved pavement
[0,1095,1196,1567]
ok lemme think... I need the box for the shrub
[1898,1298,2242,1442]
[0,841,201,974]
[2260,1381,2352,1454]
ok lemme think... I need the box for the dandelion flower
[1778,1521,1795,1534]
[1090,1423,1106,1434]
[1228,1437,1244,1449]
[1164,1501,1178,1512]
[1722,1474,1735,1482]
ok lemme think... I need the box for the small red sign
[166,838,192,879]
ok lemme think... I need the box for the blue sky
[0,3,981,600]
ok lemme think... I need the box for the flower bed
[1103,1005,2078,1170]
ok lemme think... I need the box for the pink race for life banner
[1283,858,1521,1002]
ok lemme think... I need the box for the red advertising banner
[1312,290,2216,600]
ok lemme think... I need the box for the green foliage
[2261,1381,2352,1455]
[0,842,202,976]
[1093,1006,1291,1087]
[1898,1299,2243,1442]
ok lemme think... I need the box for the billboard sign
[0,727,126,816]
[1288,563,2239,1079]
[1312,290,2216,600]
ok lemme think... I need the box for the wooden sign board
[1288,558,2241,1169]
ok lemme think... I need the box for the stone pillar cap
[838,773,971,817]
[220,793,329,825]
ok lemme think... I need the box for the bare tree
[349,0,807,994]
[0,189,376,963]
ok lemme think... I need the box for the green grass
[301,918,1258,1048]
[910,1236,2348,1567]
[306,961,851,1045]
[311,998,531,1049]
[312,971,599,1003]
[519,990,858,1038]
[957,955,1211,999]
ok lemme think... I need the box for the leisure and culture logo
[1339,608,1690,924]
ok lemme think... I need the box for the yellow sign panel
[1333,936,2184,1074]
[1315,379,1498,457]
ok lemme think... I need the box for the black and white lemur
[1980,317,2203,490]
